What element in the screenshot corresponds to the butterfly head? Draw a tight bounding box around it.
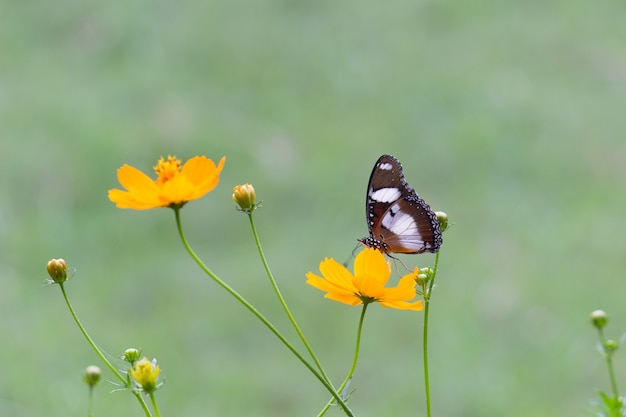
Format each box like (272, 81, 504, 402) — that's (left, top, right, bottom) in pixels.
(358, 236, 390, 254)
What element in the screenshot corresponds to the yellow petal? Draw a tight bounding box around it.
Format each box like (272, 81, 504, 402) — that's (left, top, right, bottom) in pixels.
(181, 156, 215, 184)
(325, 292, 363, 306)
(382, 285, 418, 302)
(116, 164, 159, 194)
(107, 189, 160, 209)
(184, 156, 226, 197)
(354, 248, 390, 286)
(354, 272, 385, 300)
(318, 258, 356, 289)
(108, 164, 163, 209)
(383, 272, 419, 300)
(306, 272, 343, 292)
(378, 299, 423, 311)
(160, 174, 196, 204)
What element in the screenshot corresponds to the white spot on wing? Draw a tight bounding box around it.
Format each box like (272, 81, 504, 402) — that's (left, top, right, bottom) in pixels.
(392, 211, 419, 235)
(381, 205, 419, 235)
(369, 187, 401, 203)
(378, 162, 393, 170)
(392, 238, 424, 252)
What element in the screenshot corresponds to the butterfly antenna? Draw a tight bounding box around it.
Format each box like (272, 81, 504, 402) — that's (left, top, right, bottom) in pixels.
(343, 244, 360, 267)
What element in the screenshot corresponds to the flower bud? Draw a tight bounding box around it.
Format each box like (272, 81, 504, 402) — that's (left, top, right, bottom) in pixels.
(46, 259, 69, 284)
(232, 183, 256, 212)
(591, 310, 609, 329)
(604, 339, 619, 353)
(122, 348, 142, 363)
(130, 357, 161, 393)
(416, 267, 434, 285)
(416, 273, 428, 286)
(84, 365, 101, 386)
(435, 211, 448, 232)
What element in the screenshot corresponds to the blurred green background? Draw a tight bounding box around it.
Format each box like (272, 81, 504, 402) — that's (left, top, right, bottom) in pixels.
(2, 0, 626, 416)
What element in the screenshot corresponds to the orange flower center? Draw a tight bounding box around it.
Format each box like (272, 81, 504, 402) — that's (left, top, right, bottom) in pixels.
(153, 156, 182, 184)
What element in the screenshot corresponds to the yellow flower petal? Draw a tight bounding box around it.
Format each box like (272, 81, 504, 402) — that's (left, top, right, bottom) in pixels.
(160, 174, 195, 204)
(130, 357, 161, 393)
(306, 248, 423, 311)
(305, 272, 349, 295)
(318, 258, 356, 290)
(325, 292, 363, 306)
(354, 248, 391, 286)
(355, 272, 385, 300)
(108, 155, 225, 210)
(183, 156, 226, 195)
(383, 270, 419, 300)
(108, 165, 163, 209)
(117, 164, 160, 194)
(378, 299, 423, 311)
(108, 189, 161, 209)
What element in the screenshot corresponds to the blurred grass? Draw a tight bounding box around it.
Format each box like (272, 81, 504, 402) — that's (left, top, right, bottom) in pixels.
(2, 0, 626, 416)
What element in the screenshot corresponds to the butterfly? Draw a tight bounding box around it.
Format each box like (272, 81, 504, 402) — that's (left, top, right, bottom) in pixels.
(358, 154, 442, 255)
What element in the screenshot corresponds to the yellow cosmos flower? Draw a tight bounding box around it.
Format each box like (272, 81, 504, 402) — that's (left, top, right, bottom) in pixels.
(306, 248, 423, 311)
(108, 155, 225, 210)
(130, 357, 161, 393)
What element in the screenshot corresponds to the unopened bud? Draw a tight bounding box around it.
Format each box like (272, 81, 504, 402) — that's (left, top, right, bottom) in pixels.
(435, 211, 448, 232)
(46, 259, 69, 284)
(84, 365, 101, 386)
(417, 267, 434, 285)
(232, 183, 257, 213)
(604, 339, 619, 353)
(591, 310, 609, 329)
(123, 348, 142, 363)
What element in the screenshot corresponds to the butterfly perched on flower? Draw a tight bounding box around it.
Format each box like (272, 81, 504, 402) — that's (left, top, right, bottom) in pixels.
(358, 155, 442, 255)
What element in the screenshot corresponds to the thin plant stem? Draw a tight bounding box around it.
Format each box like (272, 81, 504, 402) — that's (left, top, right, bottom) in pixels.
(149, 392, 162, 417)
(87, 386, 94, 417)
(422, 250, 441, 417)
(246, 213, 334, 386)
(598, 327, 620, 399)
(173, 209, 354, 417)
(58, 284, 152, 417)
(607, 354, 620, 401)
(317, 303, 369, 417)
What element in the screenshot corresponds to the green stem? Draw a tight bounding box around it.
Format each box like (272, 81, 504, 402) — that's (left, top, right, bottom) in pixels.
(246, 213, 334, 385)
(317, 303, 369, 417)
(607, 355, 620, 401)
(149, 392, 162, 417)
(87, 386, 94, 417)
(598, 328, 620, 399)
(173, 209, 353, 417)
(422, 250, 441, 417)
(58, 283, 152, 417)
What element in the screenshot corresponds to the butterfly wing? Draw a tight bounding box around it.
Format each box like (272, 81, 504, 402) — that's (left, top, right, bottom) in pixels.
(374, 195, 442, 254)
(360, 155, 442, 254)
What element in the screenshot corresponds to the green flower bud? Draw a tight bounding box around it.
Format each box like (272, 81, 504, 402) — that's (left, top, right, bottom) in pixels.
(435, 211, 448, 232)
(84, 365, 101, 386)
(604, 339, 619, 354)
(415, 267, 434, 286)
(122, 348, 142, 363)
(591, 310, 609, 329)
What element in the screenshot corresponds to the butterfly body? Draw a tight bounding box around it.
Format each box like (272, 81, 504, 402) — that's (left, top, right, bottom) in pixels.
(358, 155, 442, 255)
